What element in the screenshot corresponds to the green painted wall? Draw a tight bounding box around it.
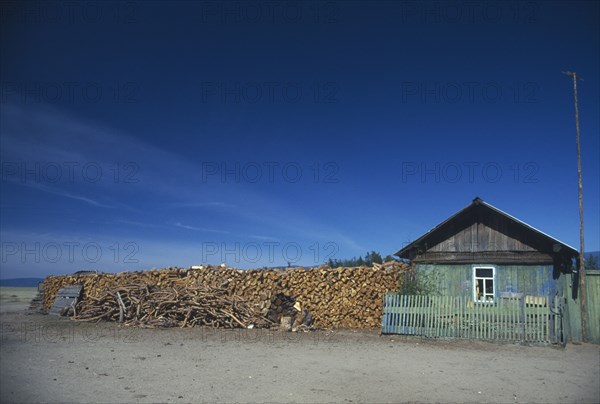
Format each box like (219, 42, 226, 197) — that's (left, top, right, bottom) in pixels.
(560, 270, 600, 344)
(584, 270, 600, 343)
(415, 263, 559, 298)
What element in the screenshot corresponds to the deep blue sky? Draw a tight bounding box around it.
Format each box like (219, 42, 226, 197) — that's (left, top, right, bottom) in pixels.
(1, 1, 599, 277)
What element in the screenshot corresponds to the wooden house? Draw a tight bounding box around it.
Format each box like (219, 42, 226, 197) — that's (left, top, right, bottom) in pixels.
(394, 197, 579, 302)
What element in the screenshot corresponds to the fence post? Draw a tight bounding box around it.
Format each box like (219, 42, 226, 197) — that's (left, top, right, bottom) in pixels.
(520, 296, 526, 341)
(550, 295, 556, 343)
(384, 293, 390, 334)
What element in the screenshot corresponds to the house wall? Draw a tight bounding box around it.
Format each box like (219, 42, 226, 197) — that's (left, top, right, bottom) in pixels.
(415, 263, 559, 298)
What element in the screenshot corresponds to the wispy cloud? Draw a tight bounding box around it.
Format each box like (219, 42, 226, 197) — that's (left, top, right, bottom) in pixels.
(16, 180, 117, 209)
(1, 103, 367, 257)
(247, 234, 277, 241)
(60, 192, 115, 208)
(171, 222, 229, 234)
(0, 103, 204, 198)
(117, 219, 164, 229)
(168, 201, 236, 209)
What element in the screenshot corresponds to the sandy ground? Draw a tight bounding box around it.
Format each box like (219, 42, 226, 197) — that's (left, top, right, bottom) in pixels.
(0, 288, 37, 313)
(1, 301, 599, 404)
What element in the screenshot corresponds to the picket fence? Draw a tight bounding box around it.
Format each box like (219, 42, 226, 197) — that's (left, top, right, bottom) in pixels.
(382, 293, 561, 343)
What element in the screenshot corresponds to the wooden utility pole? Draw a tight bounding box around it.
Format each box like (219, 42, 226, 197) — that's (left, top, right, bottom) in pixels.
(563, 70, 586, 341)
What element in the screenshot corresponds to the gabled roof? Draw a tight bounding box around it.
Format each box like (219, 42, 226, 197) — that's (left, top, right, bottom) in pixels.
(395, 197, 579, 259)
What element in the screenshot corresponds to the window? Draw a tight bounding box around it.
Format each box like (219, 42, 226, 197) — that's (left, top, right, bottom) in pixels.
(473, 266, 495, 302)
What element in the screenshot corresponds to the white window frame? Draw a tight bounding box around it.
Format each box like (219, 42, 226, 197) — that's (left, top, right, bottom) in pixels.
(472, 265, 496, 303)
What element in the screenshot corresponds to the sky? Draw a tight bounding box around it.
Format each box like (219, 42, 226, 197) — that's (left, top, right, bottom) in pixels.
(0, 0, 599, 278)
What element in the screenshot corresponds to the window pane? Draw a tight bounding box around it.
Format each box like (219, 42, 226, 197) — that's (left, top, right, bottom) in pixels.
(476, 267, 493, 278)
(476, 279, 484, 299)
(485, 279, 494, 295)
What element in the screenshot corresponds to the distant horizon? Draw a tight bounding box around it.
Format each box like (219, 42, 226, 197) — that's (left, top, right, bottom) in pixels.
(1, 250, 599, 282)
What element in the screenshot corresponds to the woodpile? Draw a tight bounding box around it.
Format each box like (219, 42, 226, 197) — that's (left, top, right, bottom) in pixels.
(72, 284, 271, 328)
(42, 263, 408, 329)
(266, 293, 314, 331)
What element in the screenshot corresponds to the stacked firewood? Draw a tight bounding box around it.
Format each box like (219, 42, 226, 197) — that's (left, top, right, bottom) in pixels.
(42, 268, 189, 311)
(72, 284, 271, 328)
(43, 263, 408, 329)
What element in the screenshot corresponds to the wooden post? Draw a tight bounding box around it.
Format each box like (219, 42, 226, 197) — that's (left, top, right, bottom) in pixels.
(564, 71, 587, 341)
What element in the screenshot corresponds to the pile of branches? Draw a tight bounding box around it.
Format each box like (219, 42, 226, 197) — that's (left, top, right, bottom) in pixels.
(45, 263, 407, 328)
(72, 284, 272, 329)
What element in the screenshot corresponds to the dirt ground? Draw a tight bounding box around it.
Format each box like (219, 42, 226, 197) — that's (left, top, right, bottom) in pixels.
(0, 288, 37, 314)
(1, 302, 598, 404)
